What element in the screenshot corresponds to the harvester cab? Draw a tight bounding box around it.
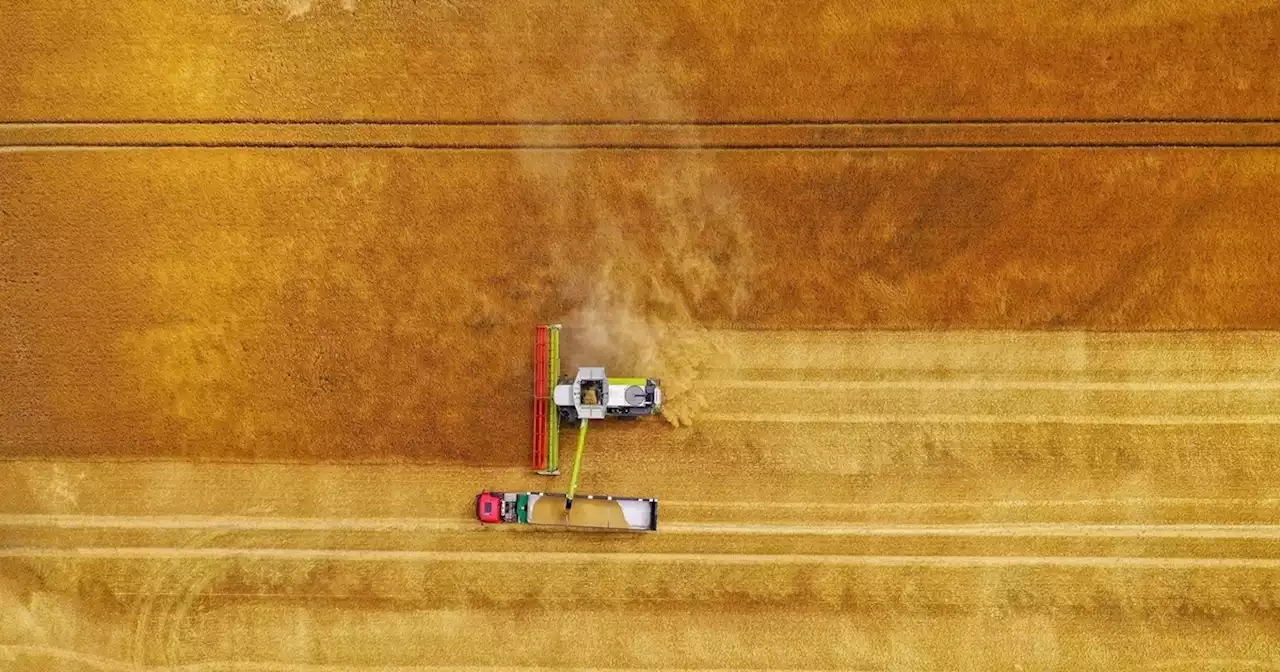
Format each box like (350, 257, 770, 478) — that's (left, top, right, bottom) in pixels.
(552, 367, 664, 424)
(559, 367, 608, 421)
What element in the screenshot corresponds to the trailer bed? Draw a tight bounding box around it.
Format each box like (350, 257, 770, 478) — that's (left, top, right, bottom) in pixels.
(526, 493, 657, 531)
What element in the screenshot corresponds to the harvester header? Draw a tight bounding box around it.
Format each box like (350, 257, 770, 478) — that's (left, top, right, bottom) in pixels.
(531, 324, 562, 474)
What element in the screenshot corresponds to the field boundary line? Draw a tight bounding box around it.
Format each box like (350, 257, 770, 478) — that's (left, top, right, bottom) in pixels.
(6, 118, 1280, 125)
(7, 144, 1280, 152)
(5, 120, 1280, 150)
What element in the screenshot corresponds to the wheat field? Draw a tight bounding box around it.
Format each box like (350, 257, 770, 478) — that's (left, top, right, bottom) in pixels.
(5, 1, 1280, 669)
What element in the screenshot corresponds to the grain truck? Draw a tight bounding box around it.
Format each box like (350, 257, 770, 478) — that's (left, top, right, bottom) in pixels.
(475, 491, 659, 532)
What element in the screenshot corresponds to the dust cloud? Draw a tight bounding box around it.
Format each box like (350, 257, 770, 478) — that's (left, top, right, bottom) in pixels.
(273, 0, 357, 19)
(555, 161, 756, 428)
(508, 18, 756, 427)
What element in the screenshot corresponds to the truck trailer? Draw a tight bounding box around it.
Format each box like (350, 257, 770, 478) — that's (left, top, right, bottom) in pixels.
(476, 491, 658, 532)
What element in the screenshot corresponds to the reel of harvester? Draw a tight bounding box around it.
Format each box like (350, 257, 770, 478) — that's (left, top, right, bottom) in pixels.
(530, 323, 664, 509)
(531, 324, 562, 476)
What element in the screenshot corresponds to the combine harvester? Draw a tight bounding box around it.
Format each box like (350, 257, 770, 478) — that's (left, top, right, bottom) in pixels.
(475, 324, 665, 532)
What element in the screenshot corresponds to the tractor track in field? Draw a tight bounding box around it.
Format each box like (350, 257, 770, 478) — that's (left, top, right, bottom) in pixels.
(8, 514, 1280, 566)
(0, 513, 479, 533)
(7, 547, 1280, 569)
(675, 331, 1280, 424)
(8, 513, 1280, 540)
(1, 644, 820, 672)
(701, 412, 1280, 426)
(704, 379, 1280, 391)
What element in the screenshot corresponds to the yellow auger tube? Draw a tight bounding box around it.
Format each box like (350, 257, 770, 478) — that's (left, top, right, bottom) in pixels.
(565, 419, 588, 510)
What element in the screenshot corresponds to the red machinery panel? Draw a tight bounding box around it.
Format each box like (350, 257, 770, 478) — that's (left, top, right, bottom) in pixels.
(532, 325, 550, 471)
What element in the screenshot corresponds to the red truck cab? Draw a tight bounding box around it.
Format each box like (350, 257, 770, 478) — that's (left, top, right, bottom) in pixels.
(476, 492, 503, 523)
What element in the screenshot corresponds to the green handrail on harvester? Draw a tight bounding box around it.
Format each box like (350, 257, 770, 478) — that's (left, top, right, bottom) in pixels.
(565, 418, 588, 510)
